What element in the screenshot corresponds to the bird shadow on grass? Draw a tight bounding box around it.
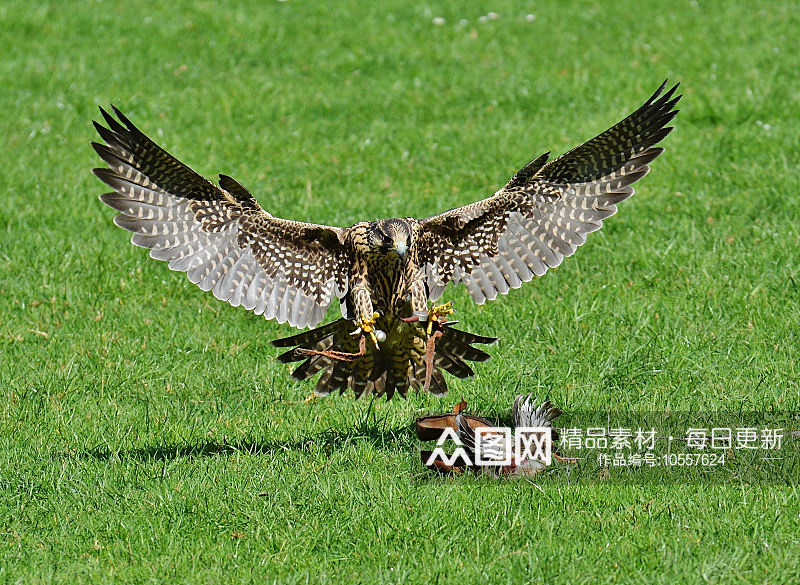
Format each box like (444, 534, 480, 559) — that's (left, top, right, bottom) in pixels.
(80, 422, 417, 463)
(74, 398, 516, 463)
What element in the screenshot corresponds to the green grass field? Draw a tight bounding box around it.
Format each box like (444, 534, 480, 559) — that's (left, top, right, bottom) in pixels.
(2, 1, 799, 583)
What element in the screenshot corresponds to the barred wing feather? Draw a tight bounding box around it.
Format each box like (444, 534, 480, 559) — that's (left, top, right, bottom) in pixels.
(93, 107, 347, 329)
(416, 81, 681, 304)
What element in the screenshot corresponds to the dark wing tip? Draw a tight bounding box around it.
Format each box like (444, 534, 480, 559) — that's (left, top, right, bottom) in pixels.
(95, 105, 146, 142)
(650, 80, 683, 112)
(110, 105, 139, 132)
(98, 106, 124, 132)
(90, 141, 108, 156)
(649, 79, 680, 102)
(92, 119, 115, 140)
(91, 167, 109, 178)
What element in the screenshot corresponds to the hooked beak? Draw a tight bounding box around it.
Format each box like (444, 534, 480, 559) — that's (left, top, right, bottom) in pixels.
(393, 239, 407, 259)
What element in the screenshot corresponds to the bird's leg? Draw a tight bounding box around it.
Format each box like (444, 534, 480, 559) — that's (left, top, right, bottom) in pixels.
(350, 284, 385, 349)
(418, 301, 456, 391)
(425, 301, 455, 336)
(422, 327, 444, 393)
(403, 279, 433, 326)
(351, 311, 385, 349)
(401, 284, 457, 391)
(402, 299, 456, 336)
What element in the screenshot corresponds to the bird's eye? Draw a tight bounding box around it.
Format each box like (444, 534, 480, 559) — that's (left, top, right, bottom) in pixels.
(370, 232, 388, 248)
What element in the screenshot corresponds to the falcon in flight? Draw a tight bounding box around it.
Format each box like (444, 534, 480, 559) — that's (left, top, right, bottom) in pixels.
(93, 81, 680, 399)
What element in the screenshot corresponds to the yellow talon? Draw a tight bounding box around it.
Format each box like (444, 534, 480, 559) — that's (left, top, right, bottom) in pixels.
(358, 311, 382, 348)
(427, 301, 455, 336)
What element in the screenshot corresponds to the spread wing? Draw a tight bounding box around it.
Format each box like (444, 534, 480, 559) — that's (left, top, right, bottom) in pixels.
(93, 107, 349, 329)
(415, 81, 681, 304)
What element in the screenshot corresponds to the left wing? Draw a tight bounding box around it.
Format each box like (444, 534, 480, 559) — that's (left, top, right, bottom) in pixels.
(415, 81, 681, 303)
(93, 107, 349, 329)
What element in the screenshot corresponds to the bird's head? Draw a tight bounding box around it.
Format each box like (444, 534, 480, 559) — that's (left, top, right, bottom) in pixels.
(368, 218, 412, 259)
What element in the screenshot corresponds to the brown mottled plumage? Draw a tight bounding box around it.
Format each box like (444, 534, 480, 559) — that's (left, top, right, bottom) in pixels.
(93, 81, 680, 399)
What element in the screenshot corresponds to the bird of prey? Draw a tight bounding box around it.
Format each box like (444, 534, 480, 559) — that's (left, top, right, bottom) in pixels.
(93, 81, 680, 399)
(417, 395, 564, 476)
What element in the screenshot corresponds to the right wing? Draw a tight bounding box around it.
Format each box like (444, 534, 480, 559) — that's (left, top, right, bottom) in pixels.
(415, 81, 681, 304)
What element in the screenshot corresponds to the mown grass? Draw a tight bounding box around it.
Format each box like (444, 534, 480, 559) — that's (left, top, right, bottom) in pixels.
(1, 1, 799, 583)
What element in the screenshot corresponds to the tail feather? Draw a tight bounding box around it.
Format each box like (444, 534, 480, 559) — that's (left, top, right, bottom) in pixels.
(371, 369, 388, 397)
(271, 320, 342, 348)
(434, 351, 475, 379)
(443, 328, 497, 346)
(315, 369, 334, 395)
(328, 360, 351, 394)
(436, 330, 493, 362)
(271, 316, 496, 399)
(351, 372, 369, 399)
(426, 368, 448, 397)
(385, 362, 408, 401)
(290, 354, 328, 380)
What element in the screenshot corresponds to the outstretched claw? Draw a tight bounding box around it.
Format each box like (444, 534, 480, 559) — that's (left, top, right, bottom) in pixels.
(426, 301, 455, 336)
(352, 311, 385, 349)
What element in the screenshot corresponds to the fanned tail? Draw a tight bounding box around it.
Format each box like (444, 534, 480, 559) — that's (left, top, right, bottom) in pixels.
(271, 317, 496, 399)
